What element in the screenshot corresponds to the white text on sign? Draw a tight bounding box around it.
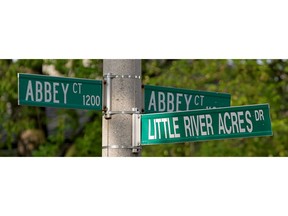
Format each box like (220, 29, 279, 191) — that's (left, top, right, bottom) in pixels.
(24, 80, 100, 107)
(148, 91, 208, 112)
(25, 81, 69, 104)
(147, 110, 265, 140)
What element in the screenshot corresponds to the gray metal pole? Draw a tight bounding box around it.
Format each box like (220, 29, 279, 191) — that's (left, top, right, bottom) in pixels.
(102, 60, 142, 157)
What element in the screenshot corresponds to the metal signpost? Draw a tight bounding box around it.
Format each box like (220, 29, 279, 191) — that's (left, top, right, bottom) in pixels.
(144, 85, 231, 113)
(141, 104, 272, 145)
(18, 73, 102, 110)
(17, 61, 273, 157)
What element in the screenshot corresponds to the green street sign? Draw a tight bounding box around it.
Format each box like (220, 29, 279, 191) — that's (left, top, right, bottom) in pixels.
(144, 85, 231, 113)
(141, 104, 272, 145)
(18, 73, 102, 110)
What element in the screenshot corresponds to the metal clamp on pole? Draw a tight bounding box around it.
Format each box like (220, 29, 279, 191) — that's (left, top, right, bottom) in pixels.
(103, 74, 141, 79)
(106, 110, 140, 116)
(103, 107, 142, 153)
(104, 73, 113, 119)
(103, 73, 142, 119)
(102, 145, 142, 151)
(132, 108, 141, 154)
(114, 75, 141, 79)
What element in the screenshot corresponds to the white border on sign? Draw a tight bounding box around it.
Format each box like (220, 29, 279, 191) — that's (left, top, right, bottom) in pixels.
(0, 0, 287, 59)
(1, 0, 287, 216)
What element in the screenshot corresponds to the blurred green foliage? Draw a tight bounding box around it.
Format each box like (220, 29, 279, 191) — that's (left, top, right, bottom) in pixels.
(0, 59, 102, 156)
(142, 59, 288, 156)
(0, 59, 287, 156)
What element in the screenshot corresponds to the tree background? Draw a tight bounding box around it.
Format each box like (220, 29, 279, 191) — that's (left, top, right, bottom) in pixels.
(0, 59, 287, 156)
